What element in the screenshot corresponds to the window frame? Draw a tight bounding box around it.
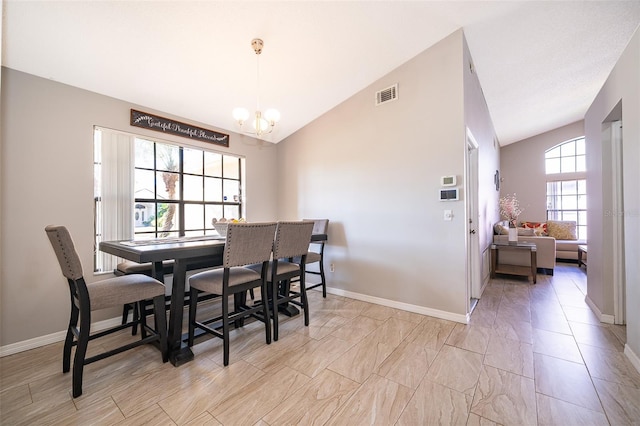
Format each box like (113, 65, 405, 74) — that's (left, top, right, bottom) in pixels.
(94, 127, 245, 272)
(132, 139, 244, 240)
(545, 136, 585, 175)
(545, 137, 587, 240)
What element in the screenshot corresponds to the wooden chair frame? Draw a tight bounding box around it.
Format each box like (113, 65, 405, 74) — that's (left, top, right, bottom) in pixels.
(45, 225, 167, 398)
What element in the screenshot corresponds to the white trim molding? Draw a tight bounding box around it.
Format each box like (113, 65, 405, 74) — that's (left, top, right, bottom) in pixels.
(624, 345, 640, 374)
(2, 289, 469, 357)
(585, 295, 615, 324)
(0, 317, 122, 358)
(325, 286, 468, 324)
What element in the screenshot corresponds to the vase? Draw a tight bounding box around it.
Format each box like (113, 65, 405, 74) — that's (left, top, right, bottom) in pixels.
(508, 225, 518, 242)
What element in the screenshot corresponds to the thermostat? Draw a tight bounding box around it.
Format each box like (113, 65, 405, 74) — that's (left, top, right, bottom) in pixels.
(439, 188, 459, 201)
(441, 176, 457, 186)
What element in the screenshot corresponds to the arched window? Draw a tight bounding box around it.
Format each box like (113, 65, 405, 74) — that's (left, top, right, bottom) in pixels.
(545, 137, 587, 240)
(545, 137, 585, 174)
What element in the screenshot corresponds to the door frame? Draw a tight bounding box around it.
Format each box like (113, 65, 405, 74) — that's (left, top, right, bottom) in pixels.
(610, 120, 626, 324)
(465, 128, 481, 314)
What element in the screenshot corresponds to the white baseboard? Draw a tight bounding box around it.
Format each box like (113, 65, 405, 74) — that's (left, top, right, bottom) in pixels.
(600, 314, 615, 324)
(326, 286, 468, 324)
(624, 344, 640, 375)
(3, 288, 486, 357)
(584, 295, 615, 324)
(0, 317, 122, 358)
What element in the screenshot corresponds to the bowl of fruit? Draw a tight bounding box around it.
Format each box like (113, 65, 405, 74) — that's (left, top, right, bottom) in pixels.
(211, 218, 245, 237)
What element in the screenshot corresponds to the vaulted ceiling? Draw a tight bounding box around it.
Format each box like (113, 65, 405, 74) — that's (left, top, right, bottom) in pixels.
(3, 1, 639, 145)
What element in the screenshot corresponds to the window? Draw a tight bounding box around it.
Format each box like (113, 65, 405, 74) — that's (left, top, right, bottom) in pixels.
(133, 138, 242, 239)
(94, 128, 244, 272)
(546, 179, 587, 240)
(545, 137, 585, 174)
(545, 137, 586, 240)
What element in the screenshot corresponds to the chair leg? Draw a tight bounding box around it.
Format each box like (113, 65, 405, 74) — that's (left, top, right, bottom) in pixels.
(271, 279, 280, 341)
(187, 288, 198, 347)
(319, 259, 327, 298)
(63, 304, 79, 373)
(261, 281, 272, 345)
(233, 292, 245, 328)
(72, 312, 90, 398)
(300, 275, 310, 326)
(139, 301, 148, 339)
(222, 292, 230, 366)
(131, 303, 140, 336)
(122, 303, 131, 326)
(153, 295, 169, 363)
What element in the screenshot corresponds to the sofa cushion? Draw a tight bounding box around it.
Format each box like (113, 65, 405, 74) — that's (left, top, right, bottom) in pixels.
(547, 220, 577, 240)
(521, 221, 548, 236)
(556, 239, 587, 260)
(517, 227, 535, 236)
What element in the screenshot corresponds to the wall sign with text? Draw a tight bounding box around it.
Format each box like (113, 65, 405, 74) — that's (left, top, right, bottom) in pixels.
(130, 109, 229, 147)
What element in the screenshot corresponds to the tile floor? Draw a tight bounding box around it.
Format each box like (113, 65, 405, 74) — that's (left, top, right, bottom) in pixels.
(1, 264, 639, 425)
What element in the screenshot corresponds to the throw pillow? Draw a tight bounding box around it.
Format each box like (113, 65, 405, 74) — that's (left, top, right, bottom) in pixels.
(521, 221, 548, 236)
(494, 223, 508, 235)
(547, 220, 577, 240)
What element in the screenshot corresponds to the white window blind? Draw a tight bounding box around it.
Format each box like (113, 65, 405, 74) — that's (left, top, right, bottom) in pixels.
(94, 127, 134, 272)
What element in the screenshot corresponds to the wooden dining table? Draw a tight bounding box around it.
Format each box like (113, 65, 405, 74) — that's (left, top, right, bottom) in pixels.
(99, 232, 328, 366)
(99, 235, 226, 366)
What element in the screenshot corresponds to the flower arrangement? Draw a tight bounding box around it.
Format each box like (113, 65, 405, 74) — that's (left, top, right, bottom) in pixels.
(499, 193, 523, 228)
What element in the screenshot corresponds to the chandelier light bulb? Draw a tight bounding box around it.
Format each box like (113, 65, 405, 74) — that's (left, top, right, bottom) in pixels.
(253, 115, 270, 135)
(264, 108, 281, 124)
(232, 107, 250, 124)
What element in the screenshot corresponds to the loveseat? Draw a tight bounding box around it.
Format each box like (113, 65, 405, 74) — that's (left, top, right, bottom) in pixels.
(492, 220, 586, 275)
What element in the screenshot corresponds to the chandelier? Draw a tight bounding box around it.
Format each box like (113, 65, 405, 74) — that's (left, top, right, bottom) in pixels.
(232, 38, 280, 139)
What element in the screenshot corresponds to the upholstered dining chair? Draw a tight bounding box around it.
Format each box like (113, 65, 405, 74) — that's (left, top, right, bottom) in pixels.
(44, 225, 168, 398)
(301, 219, 329, 297)
(187, 222, 277, 366)
(250, 221, 314, 341)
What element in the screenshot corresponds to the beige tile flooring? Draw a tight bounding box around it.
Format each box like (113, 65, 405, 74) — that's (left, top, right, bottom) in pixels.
(2, 264, 640, 425)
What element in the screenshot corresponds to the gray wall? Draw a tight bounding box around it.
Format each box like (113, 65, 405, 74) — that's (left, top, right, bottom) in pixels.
(585, 28, 640, 362)
(276, 30, 499, 318)
(463, 36, 501, 261)
(0, 28, 500, 350)
(0, 68, 279, 347)
(499, 121, 585, 221)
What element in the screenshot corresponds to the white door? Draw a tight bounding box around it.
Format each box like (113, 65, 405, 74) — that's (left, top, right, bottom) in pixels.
(466, 129, 481, 312)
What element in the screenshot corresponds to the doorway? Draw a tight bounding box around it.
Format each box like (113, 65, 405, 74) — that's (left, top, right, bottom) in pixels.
(606, 118, 626, 325)
(601, 99, 626, 325)
(465, 128, 481, 314)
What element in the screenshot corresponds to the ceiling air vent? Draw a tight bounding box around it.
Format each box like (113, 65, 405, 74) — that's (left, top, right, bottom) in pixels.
(375, 84, 398, 106)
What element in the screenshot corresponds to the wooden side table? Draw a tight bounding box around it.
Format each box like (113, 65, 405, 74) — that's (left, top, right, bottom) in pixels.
(578, 245, 587, 268)
(490, 242, 537, 284)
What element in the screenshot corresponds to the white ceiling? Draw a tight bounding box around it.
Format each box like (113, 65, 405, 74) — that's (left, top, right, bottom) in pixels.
(3, 1, 639, 145)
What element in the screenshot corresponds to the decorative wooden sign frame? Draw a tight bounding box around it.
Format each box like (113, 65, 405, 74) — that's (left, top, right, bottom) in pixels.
(130, 109, 229, 147)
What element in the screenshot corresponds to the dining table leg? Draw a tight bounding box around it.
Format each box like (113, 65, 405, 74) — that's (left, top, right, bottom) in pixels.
(151, 261, 165, 283)
(166, 258, 194, 366)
